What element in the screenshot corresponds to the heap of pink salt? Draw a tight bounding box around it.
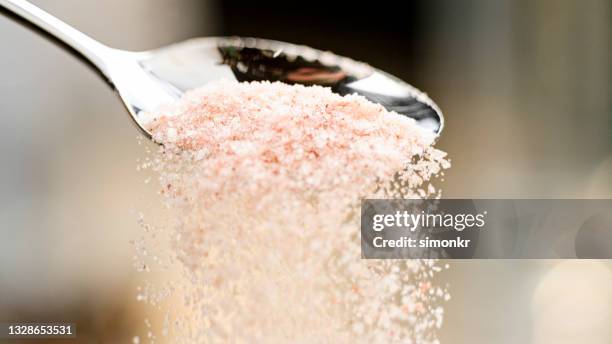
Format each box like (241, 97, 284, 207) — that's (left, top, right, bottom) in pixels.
(139, 80, 450, 343)
(146, 80, 447, 202)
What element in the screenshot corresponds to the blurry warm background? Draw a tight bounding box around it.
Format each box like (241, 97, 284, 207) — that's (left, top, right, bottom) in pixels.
(1, 0, 611, 343)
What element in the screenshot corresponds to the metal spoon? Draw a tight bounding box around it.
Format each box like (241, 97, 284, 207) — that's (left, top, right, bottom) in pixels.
(0, 0, 444, 139)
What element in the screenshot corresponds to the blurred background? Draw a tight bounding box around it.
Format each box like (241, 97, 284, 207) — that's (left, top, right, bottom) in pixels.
(1, 0, 611, 343)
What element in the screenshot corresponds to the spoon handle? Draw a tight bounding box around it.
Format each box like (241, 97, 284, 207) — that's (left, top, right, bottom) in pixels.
(0, 0, 113, 80)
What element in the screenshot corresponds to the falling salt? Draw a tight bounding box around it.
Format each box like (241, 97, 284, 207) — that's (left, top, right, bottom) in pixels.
(137, 80, 450, 343)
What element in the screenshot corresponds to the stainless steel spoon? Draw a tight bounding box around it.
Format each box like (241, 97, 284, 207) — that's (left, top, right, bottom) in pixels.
(0, 0, 444, 139)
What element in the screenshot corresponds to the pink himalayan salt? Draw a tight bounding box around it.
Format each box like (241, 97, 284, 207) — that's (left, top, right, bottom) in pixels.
(140, 80, 450, 343)
(146, 80, 447, 202)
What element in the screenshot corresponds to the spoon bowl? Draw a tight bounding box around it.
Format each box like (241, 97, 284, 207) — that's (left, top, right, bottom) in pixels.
(1, 0, 444, 139)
